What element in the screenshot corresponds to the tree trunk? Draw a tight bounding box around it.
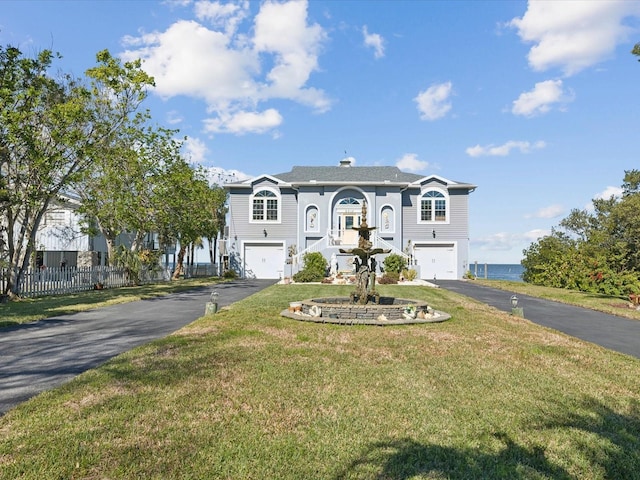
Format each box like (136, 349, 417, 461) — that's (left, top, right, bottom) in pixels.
(105, 237, 116, 266)
(208, 236, 214, 264)
(172, 244, 186, 280)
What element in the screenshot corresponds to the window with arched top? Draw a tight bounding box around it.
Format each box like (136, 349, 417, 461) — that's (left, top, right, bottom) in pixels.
(419, 189, 448, 223)
(251, 188, 280, 222)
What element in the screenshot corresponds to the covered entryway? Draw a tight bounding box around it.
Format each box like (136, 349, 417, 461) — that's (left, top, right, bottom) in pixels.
(414, 243, 457, 280)
(243, 242, 285, 279)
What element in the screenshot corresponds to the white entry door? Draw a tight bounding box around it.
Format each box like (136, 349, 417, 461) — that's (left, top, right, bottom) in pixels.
(244, 243, 284, 279)
(414, 244, 456, 280)
(339, 214, 360, 245)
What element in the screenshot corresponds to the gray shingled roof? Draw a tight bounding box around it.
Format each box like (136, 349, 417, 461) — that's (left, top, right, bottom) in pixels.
(271, 166, 423, 184)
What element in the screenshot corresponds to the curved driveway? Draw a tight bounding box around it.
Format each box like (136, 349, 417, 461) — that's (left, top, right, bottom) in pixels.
(0, 279, 274, 415)
(437, 280, 640, 360)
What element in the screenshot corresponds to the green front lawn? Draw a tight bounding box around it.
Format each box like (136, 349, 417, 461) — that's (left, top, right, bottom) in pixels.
(475, 279, 640, 321)
(0, 277, 221, 328)
(1, 284, 639, 479)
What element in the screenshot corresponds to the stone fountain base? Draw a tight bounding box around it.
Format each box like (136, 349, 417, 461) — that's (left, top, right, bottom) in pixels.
(281, 297, 450, 325)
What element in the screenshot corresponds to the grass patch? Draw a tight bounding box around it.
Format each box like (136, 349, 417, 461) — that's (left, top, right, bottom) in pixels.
(1, 284, 639, 479)
(475, 279, 640, 321)
(0, 277, 222, 328)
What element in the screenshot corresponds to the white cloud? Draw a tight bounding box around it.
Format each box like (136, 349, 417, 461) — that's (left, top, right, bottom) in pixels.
(253, 0, 330, 111)
(202, 166, 251, 186)
(183, 136, 209, 164)
(593, 185, 623, 201)
(414, 82, 453, 121)
(465, 140, 546, 157)
(509, 1, 640, 76)
(204, 108, 283, 135)
(362, 25, 385, 59)
(121, 0, 329, 136)
(194, 0, 248, 36)
(511, 79, 573, 117)
(585, 185, 624, 211)
(395, 153, 429, 172)
(525, 204, 565, 219)
(473, 232, 520, 252)
(473, 229, 549, 253)
(166, 110, 184, 125)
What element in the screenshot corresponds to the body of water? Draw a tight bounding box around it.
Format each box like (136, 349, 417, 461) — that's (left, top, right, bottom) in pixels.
(471, 263, 524, 282)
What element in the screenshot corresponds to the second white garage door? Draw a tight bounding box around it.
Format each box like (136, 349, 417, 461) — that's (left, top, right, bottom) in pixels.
(414, 243, 456, 280)
(243, 243, 285, 279)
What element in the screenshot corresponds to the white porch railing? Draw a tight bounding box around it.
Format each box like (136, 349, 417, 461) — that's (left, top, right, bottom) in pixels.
(372, 235, 409, 260)
(290, 230, 409, 274)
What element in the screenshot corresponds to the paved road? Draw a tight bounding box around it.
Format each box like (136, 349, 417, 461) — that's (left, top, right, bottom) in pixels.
(0, 279, 275, 415)
(437, 280, 640, 360)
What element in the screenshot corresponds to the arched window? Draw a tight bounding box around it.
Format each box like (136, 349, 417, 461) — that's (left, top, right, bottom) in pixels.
(419, 189, 448, 223)
(251, 189, 280, 222)
(339, 197, 360, 206)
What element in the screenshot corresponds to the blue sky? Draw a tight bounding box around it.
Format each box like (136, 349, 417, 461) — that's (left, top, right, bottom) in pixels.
(3, 0, 640, 263)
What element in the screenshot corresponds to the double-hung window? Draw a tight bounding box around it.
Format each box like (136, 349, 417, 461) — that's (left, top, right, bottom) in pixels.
(419, 190, 447, 222)
(252, 190, 279, 222)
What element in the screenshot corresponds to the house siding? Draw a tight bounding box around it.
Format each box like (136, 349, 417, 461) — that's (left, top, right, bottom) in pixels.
(225, 169, 474, 279)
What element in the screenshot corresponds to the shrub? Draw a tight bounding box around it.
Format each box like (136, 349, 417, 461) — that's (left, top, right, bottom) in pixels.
(292, 252, 327, 283)
(222, 269, 238, 279)
(401, 268, 417, 281)
(378, 271, 399, 284)
(383, 254, 406, 274)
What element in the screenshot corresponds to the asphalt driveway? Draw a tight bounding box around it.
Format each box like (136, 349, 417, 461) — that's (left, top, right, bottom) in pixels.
(437, 280, 640, 360)
(0, 279, 275, 416)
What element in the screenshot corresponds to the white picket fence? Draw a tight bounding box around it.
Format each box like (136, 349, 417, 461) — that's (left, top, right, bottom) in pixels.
(0, 265, 171, 298)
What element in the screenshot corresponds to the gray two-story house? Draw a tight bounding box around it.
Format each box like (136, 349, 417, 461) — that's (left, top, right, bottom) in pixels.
(224, 158, 476, 280)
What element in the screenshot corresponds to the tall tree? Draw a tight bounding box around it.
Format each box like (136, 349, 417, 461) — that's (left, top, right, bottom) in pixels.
(522, 170, 640, 296)
(0, 47, 153, 297)
(1, 47, 89, 297)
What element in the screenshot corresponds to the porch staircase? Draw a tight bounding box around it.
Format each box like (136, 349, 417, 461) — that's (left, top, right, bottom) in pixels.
(290, 230, 408, 274)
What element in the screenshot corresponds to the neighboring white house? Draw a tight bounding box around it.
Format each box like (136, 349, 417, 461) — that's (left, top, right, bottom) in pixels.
(224, 159, 476, 280)
(33, 197, 105, 269)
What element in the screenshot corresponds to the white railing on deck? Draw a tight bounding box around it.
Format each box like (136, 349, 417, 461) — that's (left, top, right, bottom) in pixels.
(372, 235, 409, 260)
(290, 230, 409, 274)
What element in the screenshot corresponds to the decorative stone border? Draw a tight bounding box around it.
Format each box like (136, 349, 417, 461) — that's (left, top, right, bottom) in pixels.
(280, 296, 451, 325)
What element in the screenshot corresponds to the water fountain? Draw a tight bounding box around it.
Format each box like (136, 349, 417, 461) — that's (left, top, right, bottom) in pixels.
(282, 201, 450, 325)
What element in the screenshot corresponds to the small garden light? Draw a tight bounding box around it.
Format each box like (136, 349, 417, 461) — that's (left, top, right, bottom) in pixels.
(206, 291, 220, 315)
(510, 295, 523, 317)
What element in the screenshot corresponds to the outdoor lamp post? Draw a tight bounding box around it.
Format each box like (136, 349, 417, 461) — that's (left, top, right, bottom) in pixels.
(206, 290, 220, 315)
(510, 295, 523, 317)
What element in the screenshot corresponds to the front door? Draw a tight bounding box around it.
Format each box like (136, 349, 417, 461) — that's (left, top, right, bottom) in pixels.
(339, 214, 360, 245)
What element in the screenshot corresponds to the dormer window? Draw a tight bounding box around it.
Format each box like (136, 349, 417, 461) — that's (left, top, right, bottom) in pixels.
(419, 189, 448, 223)
(251, 189, 280, 222)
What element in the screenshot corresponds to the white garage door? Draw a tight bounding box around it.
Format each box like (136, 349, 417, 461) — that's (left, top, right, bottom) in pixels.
(244, 243, 284, 279)
(414, 244, 456, 280)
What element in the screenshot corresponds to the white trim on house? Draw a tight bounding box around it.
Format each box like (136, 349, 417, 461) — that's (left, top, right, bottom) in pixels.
(417, 187, 451, 225)
(240, 174, 291, 187)
(249, 186, 282, 224)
